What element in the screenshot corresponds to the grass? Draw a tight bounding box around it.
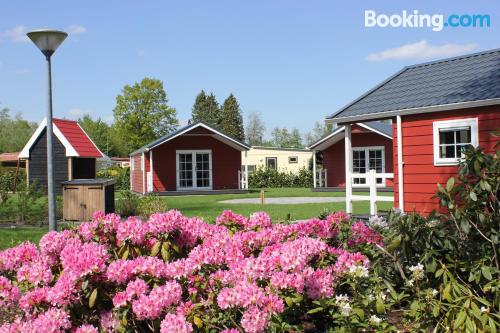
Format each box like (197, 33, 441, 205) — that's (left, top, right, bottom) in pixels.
(0, 187, 393, 250)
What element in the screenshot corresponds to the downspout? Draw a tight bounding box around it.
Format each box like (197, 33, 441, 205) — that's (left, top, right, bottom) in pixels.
(396, 115, 404, 212)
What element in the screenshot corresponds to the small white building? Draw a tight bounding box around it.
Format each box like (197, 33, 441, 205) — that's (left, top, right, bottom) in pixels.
(242, 146, 313, 173)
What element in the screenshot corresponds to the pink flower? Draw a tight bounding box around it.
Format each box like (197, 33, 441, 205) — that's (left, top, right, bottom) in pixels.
(349, 221, 384, 246)
(160, 313, 193, 333)
(241, 306, 268, 333)
(0, 276, 20, 307)
(74, 324, 98, 333)
(0, 242, 39, 272)
(116, 216, 147, 245)
(100, 310, 119, 332)
(16, 256, 52, 286)
(132, 281, 182, 320)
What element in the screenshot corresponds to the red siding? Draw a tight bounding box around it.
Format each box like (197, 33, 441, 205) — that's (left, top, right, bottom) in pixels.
(151, 131, 242, 191)
(393, 106, 500, 215)
(131, 154, 144, 193)
(322, 125, 394, 188)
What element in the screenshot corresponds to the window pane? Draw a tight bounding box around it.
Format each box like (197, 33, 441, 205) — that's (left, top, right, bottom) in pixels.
(456, 144, 469, 156)
(440, 145, 455, 158)
(456, 128, 471, 144)
(439, 130, 455, 144)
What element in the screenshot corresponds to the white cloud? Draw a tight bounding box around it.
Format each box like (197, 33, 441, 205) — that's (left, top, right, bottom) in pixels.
(67, 25, 87, 34)
(1, 25, 29, 43)
(366, 40, 478, 62)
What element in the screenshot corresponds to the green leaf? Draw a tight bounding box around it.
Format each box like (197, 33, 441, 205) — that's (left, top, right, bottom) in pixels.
(376, 298, 385, 314)
(446, 177, 455, 192)
(121, 248, 129, 260)
(352, 308, 364, 320)
(89, 288, 98, 309)
(443, 284, 452, 302)
(437, 183, 446, 193)
(469, 191, 477, 201)
(460, 219, 470, 234)
(387, 235, 402, 252)
(307, 307, 324, 314)
(193, 316, 203, 328)
(285, 297, 294, 307)
(481, 266, 493, 281)
(150, 241, 162, 256)
(454, 310, 466, 329)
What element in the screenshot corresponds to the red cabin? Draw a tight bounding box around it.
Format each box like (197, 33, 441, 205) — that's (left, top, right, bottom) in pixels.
(309, 122, 393, 190)
(129, 122, 250, 194)
(326, 48, 500, 215)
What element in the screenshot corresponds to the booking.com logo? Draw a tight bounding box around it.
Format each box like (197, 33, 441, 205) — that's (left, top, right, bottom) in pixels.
(365, 10, 491, 31)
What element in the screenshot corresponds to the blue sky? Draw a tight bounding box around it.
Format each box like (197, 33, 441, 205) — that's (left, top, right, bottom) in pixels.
(0, 1, 498, 136)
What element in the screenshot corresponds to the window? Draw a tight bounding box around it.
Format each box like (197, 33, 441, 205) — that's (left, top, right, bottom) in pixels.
(433, 118, 478, 166)
(247, 165, 256, 173)
(352, 147, 385, 186)
(288, 156, 298, 164)
(266, 157, 277, 170)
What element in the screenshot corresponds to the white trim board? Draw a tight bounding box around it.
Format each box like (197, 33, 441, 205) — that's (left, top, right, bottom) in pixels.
(432, 117, 478, 166)
(175, 150, 213, 191)
(19, 118, 79, 158)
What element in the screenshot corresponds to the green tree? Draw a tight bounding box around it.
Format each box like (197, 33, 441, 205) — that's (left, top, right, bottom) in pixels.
(78, 114, 111, 155)
(191, 91, 220, 126)
(245, 112, 265, 146)
(113, 78, 178, 152)
(270, 127, 303, 148)
(304, 121, 333, 146)
(219, 94, 245, 140)
(0, 108, 37, 153)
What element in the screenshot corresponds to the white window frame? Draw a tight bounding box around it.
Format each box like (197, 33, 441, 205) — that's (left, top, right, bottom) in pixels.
(433, 118, 478, 166)
(130, 157, 135, 171)
(352, 146, 386, 187)
(266, 157, 278, 170)
(175, 150, 213, 191)
(288, 156, 298, 164)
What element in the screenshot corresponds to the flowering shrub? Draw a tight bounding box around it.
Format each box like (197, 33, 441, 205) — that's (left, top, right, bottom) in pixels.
(0, 210, 394, 332)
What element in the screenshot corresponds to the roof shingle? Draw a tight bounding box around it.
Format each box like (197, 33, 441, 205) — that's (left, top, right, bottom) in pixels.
(329, 48, 500, 121)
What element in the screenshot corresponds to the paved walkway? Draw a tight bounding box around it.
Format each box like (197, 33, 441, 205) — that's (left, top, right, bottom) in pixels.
(219, 195, 393, 205)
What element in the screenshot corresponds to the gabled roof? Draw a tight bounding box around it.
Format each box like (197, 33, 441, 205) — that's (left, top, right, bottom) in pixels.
(19, 118, 103, 159)
(328, 48, 500, 123)
(0, 152, 20, 162)
(130, 122, 250, 156)
(308, 121, 392, 151)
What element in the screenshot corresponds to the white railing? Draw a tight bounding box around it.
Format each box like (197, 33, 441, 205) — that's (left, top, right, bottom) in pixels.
(315, 169, 327, 188)
(238, 169, 249, 190)
(349, 170, 394, 215)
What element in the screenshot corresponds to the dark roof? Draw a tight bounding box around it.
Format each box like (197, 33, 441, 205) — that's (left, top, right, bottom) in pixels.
(329, 48, 500, 121)
(364, 121, 392, 137)
(130, 122, 250, 156)
(308, 121, 392, 150)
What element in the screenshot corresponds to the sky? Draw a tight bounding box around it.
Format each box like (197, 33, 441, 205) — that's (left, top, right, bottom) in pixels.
(0, 0, 498, 137)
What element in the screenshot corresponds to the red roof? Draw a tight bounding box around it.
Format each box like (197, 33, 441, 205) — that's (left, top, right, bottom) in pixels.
(0, 152, 20, 162)
(53, 118, 103, 158)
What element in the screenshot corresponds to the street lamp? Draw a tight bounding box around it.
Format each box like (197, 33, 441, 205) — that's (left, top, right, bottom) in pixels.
(27, 29, 68, 231)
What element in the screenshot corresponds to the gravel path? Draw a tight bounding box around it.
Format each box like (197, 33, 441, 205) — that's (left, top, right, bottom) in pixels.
(219, 195, 393, 205)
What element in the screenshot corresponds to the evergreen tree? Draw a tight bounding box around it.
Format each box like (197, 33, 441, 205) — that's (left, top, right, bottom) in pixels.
(219, 94, 245, 140)
(191, 91, 220, 126)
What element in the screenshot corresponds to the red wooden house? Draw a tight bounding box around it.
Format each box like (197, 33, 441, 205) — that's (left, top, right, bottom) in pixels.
(326, 48, 500, 214)
(308, 122, 393, 189)
(129, 122, 250, 194)
(19, 118, 103, 194)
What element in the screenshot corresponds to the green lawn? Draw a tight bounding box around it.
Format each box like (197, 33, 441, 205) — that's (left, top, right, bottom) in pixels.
(0, 188, 393, 250)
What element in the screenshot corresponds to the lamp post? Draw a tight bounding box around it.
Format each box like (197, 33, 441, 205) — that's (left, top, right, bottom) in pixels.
(27, 29, 67, 231)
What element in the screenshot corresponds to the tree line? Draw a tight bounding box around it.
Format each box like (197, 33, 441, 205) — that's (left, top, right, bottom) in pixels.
(0, 77, 332, 157)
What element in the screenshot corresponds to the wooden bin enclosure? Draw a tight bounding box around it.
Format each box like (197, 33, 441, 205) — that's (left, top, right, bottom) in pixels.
(62, 179, 115, 221)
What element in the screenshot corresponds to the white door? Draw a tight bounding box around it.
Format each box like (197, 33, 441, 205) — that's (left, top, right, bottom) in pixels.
(352, 147, 385, 187)
(176, 150, 212, 190)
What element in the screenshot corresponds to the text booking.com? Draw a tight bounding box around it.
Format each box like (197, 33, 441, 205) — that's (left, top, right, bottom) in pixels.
(365, 10, 491, 31)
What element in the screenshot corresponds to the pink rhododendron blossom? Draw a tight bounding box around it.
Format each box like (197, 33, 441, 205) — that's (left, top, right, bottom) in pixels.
(74, 324, 98, 333)
(160, 313, 193, 333)
(0, 209, 377, 332)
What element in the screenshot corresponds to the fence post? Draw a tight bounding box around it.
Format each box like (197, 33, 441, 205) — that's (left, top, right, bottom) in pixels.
(369, 169, 377, 216)
(238, 170, 241, 190)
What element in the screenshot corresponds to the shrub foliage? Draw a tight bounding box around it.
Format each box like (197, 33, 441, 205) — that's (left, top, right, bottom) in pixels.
(248, 167, 312, 188)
